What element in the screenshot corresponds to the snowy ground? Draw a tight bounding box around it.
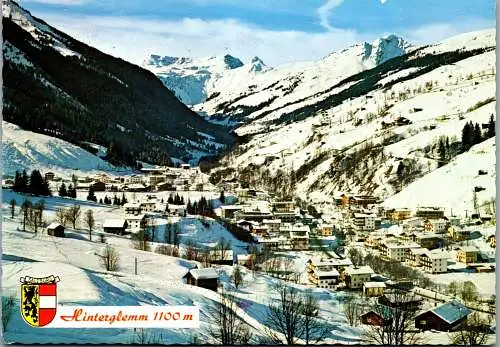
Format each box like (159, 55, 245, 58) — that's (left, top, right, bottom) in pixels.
(2, 121, 131, 178)
(1, 191, 362, 344)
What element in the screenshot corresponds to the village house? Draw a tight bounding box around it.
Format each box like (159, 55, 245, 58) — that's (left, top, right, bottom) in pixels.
(147, 175, 166, 188)
(308, 268, 340, 289)
(360, 309, 393, 327)
(456, 246, 478, 264)
(271, 201, 295, 213)
(47, 223, 65, 237)
(416, 234, 445, 250)
(448, 226, 471, 242)
(262, 219, 282, 234)
(350, 195, 378, 208)
(167, 204, 186, 217)
(415, 300, 471, 331)
(378, 293, 422, 311)
(419, 251, 448, 273)
(124, 202, 142, 215)
(103, 219, 128, 235)
(209, 250, 234, 266)
(363, 282, 386, 297)
(405, 247, 429, 267)
(140, 201, 156, 213)
(124, 183, 148, 192)
(391, 208, 412, 221)
(402, 217, 425, 231)
(384, 242, 421, 261)
(416, 207, 445, 219)
(254, 236, 287, 251)
(289, 230, 309, 250)
(252, 225, 270, 237)
(127, 175, 144, 184)
(486, 234, 496, 248)
(352, 213, 376, 232)
(236, 254, 256, 267)
(220, 205, 244, 220)
(423, 218, 448, 233)
(125, 214, 147, 232)
(344, 265, 374, 289)
(317, 223, 334, 237)
(183, 268, 219, 291)
(44, 172, 55, 182)
(235, 205, 273, 223)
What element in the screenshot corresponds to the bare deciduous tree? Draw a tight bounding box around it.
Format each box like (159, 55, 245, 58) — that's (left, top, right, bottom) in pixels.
(207, 287, 252, 345)
(449, 312, 490, 345)
(131, 229, 151, 252)
(21, 199, 32, 232)
(301, 290, 330, 344)
(460, 281, 478, 303)
(9, 199, 16, 219)
(362, 290, 424, 345)
(265, 282, 306, 345)
(342, 294, 360, 327)
(66, 204, 81, 229)
(232, 266, 243, 289)
(55, 207, 67, 227)
(99, 245, 120, 271)
(84, 209, 95, 241)
(216, 237, 232, 262)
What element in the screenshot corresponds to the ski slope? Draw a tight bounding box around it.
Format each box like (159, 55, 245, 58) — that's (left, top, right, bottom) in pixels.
(2, 121, 130, 178)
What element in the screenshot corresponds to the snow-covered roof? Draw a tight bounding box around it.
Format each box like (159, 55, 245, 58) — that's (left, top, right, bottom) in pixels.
(262, 219, 281, 224)
(125, 214, 146, 221)
(316, 268, 340, 277)
(410, 248, 429, 255)
(346, 265, 374, 275)
(423, 251, 449, 260)
(459, 245, 478, 252)
(124, 203, 141, 208)
(47, 222, 62, 230)
(189, 268, 219, 280)
(220, 205, 244, 210)
(103, 219, 126, 228)
(363, 281, 386, 288)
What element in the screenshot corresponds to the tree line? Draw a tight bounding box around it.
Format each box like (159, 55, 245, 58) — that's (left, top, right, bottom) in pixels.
(461, 115, 495, 151)
(12, 170, 51, 196)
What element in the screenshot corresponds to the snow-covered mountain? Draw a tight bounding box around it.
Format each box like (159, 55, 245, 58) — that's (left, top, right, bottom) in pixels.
(3, 0, 233, 169)
(143, 54, 271, 105)
(208, 29, 496, 216)
(189, 34, 413, 125)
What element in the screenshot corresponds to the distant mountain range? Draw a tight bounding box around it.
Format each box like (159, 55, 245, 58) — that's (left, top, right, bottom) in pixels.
(143, 54, 271, 106)
(2, 0, 234, 168)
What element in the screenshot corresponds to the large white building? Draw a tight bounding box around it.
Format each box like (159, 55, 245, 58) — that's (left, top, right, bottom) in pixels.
(352, 213, 376, 232)
(419, 251, 448, 274)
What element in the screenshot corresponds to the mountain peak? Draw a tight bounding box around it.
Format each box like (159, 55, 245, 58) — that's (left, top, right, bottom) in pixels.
(362, 34, 412, 68)
(223, 54, 244, 69)
(248, 56, 269, 72)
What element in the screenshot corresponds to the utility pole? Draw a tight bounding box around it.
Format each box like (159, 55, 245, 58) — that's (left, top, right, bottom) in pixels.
(135, 257, 138, 275)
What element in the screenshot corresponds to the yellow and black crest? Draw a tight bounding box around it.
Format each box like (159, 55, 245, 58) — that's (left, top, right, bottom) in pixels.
(20, 276, 60, 327)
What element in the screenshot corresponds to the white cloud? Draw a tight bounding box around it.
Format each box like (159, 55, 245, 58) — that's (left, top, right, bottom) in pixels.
(317, 0, 345, 31)
(34, 12, 365, 66)
(380, 0, 387, 4)
(404, 18, 495, 44)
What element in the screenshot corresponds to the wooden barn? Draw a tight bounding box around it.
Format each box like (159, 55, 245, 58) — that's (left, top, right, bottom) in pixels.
(47, 223, 65, 237)
(415, 300, 471, 332)
(103, 219, 128, 235)
(360, 307, 393, 327)
(184, 268, 219, 291)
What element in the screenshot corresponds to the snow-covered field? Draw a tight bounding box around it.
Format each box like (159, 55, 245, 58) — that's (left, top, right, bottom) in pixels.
(1, 191, 362, 344)
(2, 121, 131, 178)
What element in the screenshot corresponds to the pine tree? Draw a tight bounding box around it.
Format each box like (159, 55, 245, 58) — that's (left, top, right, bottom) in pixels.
(67, 184, 76, 198)
(219, 191, 225, 204)
(445, 137, 450, 158)
(87, 186, 97, 202)
(461, 122, 472, 150)
(438, 138, 446, 164)
(473, 123, 482, 145)
(487, 114, 495, 138)
(58, 183, 67, 197)
(29, 170, 44, 196)
(99, 198, 104, 204)
(113, 195, 119, 205)
(21, 170, 29, 193)
(121, 192, 127, 205)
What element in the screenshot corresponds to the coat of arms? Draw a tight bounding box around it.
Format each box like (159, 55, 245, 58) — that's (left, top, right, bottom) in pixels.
(20, 275, 60, 327)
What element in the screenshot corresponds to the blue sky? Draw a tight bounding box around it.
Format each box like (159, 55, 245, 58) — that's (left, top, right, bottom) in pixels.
(19, 0, 495, 66)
